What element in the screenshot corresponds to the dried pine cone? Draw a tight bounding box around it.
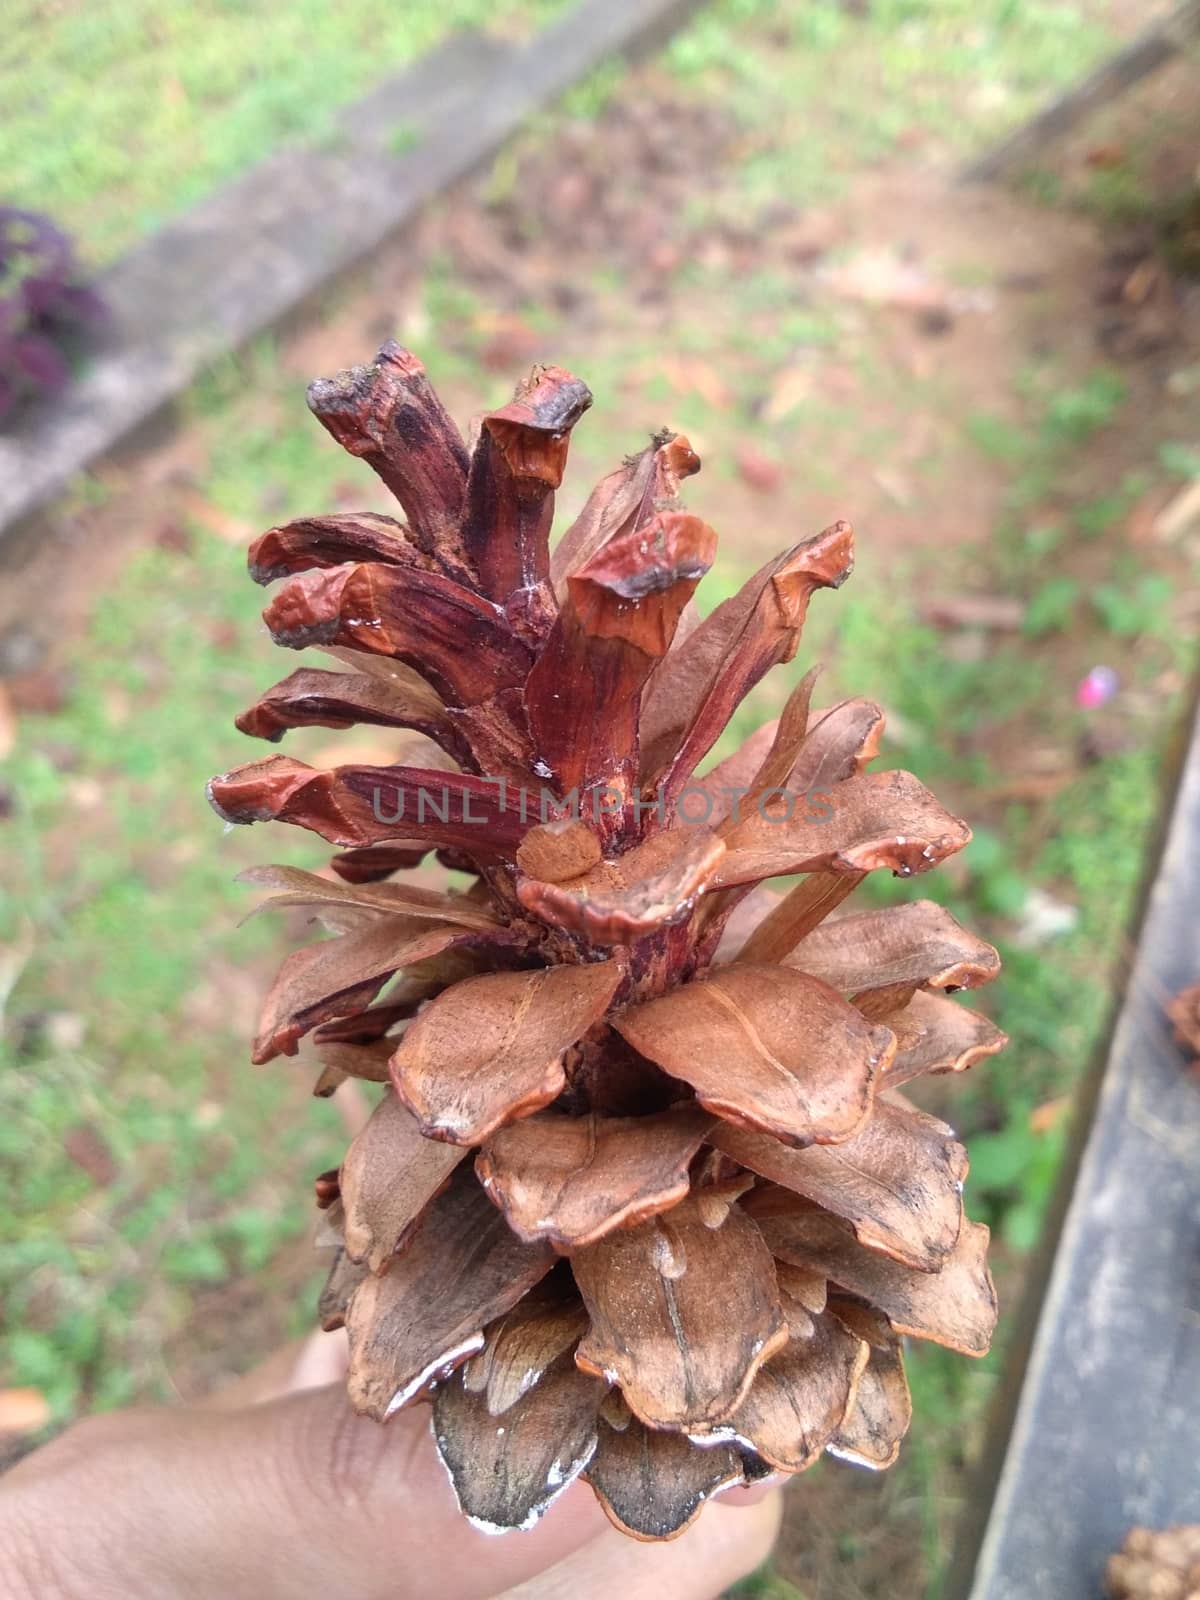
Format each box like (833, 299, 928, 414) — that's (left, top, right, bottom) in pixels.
(1107, 1526, 1200, 1599)
(1168, 982, 1200, 1071)
(208, 343, 1006, 1540)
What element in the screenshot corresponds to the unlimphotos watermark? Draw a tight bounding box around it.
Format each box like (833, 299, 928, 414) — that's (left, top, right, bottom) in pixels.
(368, 778, 835, 828)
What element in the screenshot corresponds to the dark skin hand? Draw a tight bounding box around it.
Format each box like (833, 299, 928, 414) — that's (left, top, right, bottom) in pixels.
(0, 1331, 781, 1599)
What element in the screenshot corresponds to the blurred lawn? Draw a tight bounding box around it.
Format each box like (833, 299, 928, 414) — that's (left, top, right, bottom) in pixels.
(1, 0, 570, 263)
(3, 0, 1114, 266)
(3, 0, 1199, 1593)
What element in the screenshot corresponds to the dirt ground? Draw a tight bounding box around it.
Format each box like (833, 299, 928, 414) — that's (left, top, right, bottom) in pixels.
(8, 58, 1197, 635)
(4, 12, 1200, 1598)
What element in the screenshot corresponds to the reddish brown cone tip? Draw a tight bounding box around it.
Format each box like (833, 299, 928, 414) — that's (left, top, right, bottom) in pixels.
(211, 342, 1003, 1539)
(1168, 981, 1200, 1072)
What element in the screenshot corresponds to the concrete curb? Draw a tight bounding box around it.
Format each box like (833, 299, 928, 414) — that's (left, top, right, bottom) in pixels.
(961, 696, 1200, 1597)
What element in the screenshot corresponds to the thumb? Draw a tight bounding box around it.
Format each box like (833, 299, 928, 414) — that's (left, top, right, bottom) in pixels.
(3, 1382, 610, 1600)
(501, 1487, 784, 1599)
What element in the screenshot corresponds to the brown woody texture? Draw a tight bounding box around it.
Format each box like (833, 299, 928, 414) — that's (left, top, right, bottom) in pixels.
(1106, 1525, 1200, 1600)
(1168, 981, 1200, 1072)
(209, 343, 1006, 1541)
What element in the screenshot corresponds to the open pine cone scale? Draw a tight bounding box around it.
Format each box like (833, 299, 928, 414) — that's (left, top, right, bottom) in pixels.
(209, 342, 1006, 1541)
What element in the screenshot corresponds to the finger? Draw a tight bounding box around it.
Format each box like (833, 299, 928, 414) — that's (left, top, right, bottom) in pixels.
(201, 1330, 349, 1411)
(499, 1486, 784, 1600)
(711, 1472, 785, 1508)
(3, 1383, 609, 1600)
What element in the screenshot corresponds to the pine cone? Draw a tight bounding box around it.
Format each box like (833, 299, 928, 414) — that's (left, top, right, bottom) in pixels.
(1168, 982, 1200, 1071)
(209, 343, 1006, 1541)
(1107, 1526, 1200, 1599)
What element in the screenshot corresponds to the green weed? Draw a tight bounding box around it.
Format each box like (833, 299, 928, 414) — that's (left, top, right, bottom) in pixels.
(1, 0, 572, 263)
(1023, 576, 1079, 637)
(1043, 369, 1127, 445)
(1092, 572, 1173, 638)
(1159, 441, 1200, 480)
(730, 1570, 810, 1599)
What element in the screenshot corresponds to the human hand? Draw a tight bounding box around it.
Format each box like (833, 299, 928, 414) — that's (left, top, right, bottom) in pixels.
(0, 1331, 781, 1599)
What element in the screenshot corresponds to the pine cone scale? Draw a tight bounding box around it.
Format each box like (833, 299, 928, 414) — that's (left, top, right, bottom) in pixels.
(344, 1168, 555, 1422)
(646, 526, 854, 800)
(615, 964, 893, 1148)
(245, 511, 416, 586)
(748, 1192, 996, 1356)
(884, 988, 1009, 1086)
(586, 1415, 745, 1541)
(711, 1100, 968, 1272)
(475, 1106, 715, 1250)
(389, 960, 625, 1146)
(824, 1301, 911, 1469)
(250, 916, 474, 1064)
(571, 1191, 789, 1431)
(461, 366, 592, 599)
(306, 342, 473, 569)
(434, 1350, 604, 1535)
(710, 1307, 870, 1472)
(261, 560, 533, 701)
(234, 664, 447, 744)
(339, 1092, 466, 1272)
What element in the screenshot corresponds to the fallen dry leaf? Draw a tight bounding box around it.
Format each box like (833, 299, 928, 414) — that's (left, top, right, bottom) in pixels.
(921, 595, 1025, 631)
(871, 467, 913, 507)
(0, 1388, 51, 1435)
(0, 921, 35, 1022)
(6, 669, 70, 715)
(1153, 478, 1200, 541)
(820, 248, 987, 315)
(1029, 1096, 1070, 1135)
(736, 444, 783, 494)
(0, 685, 16, 760)
(660, 356, 733, 410)
(62, 1123, 117, 1186)
(760, 365, 813, 424)
(182, 489, 256, 546)
(478, 317, 542, 373)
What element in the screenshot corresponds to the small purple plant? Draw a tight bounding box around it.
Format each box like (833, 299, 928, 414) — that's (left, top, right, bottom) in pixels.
(0, 208, 105, 423)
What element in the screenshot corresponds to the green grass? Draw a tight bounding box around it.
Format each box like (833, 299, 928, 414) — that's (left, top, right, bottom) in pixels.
(4, 0, 1115, 268)
(0, 349, 360, 1418)
(732, 1571, 810, 1599)
(655, 0, 1112, 216)
(1, 0, 570, 264)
